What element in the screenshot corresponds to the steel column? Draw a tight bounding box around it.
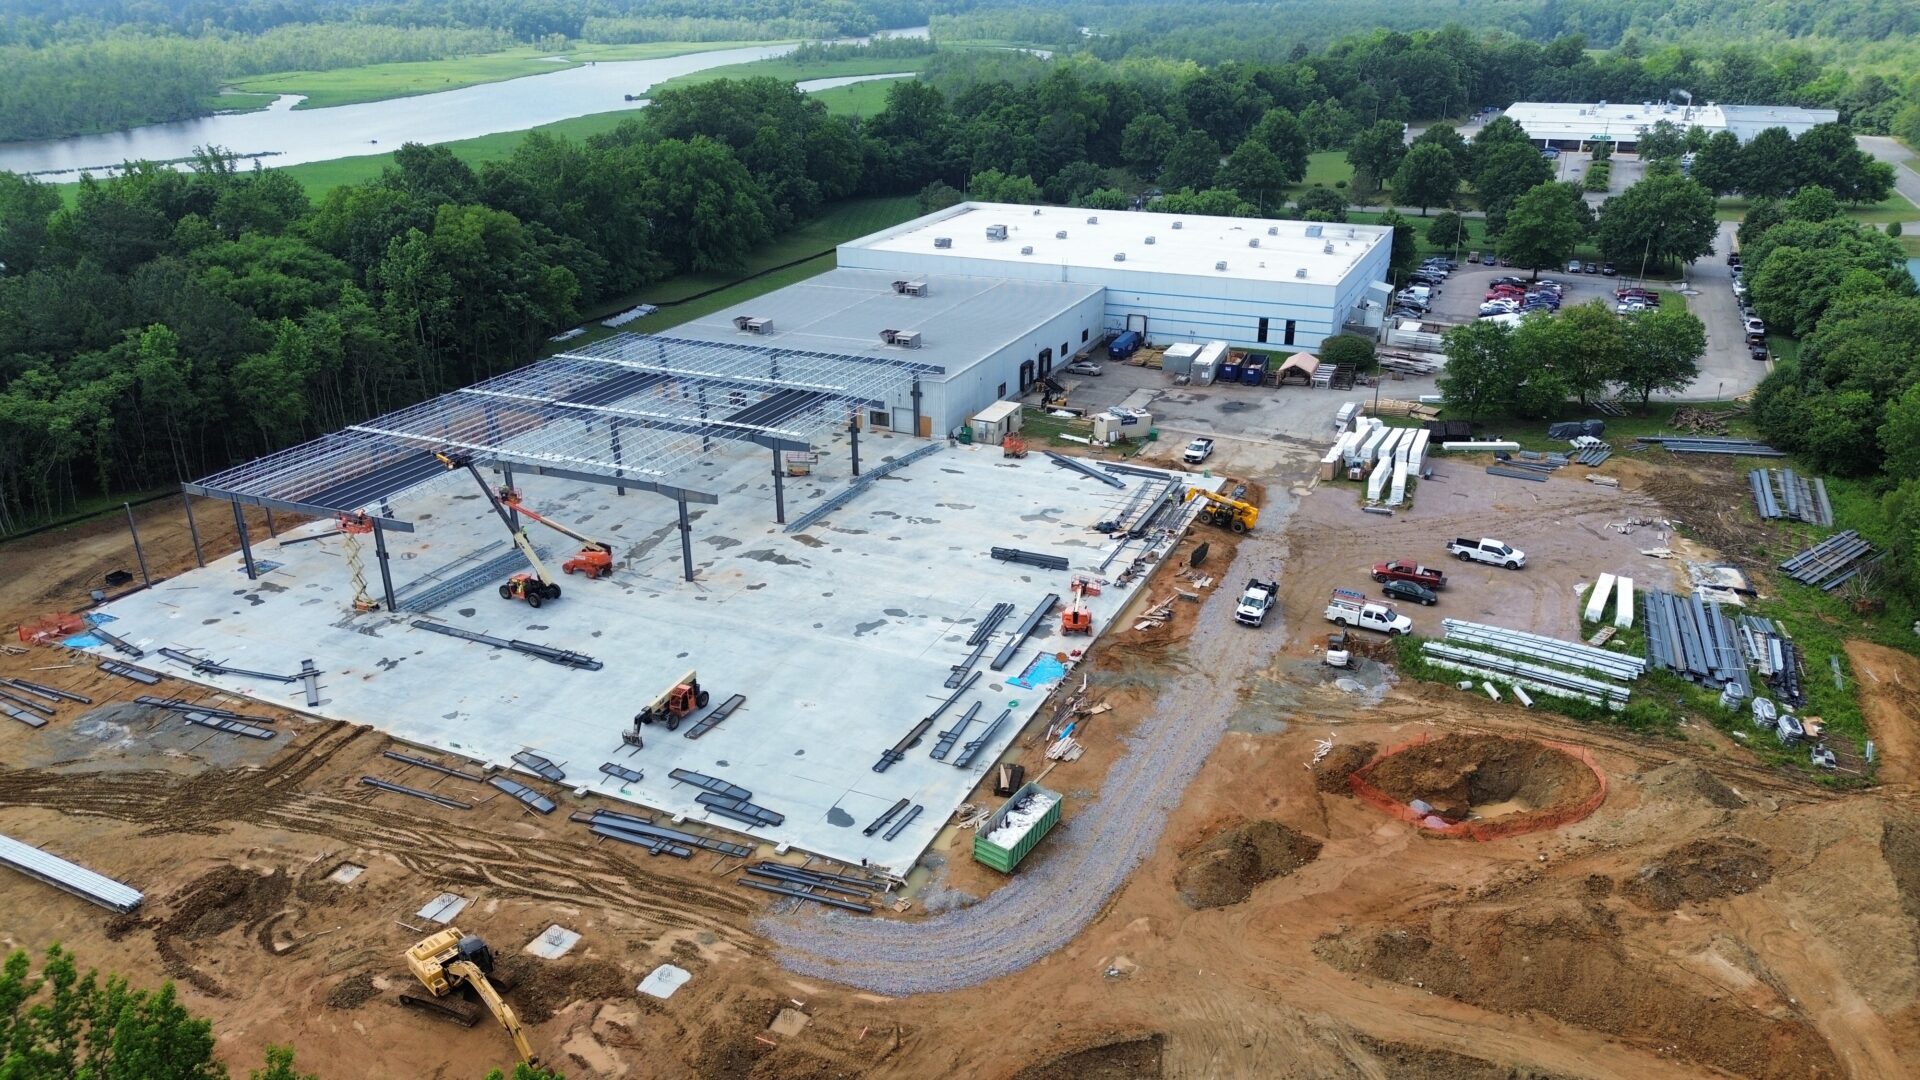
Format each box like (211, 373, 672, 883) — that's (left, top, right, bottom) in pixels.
(264, 507, 276, 537)
(850, 417, 861, 478)
(181, 490, 204, 567)
(677, 496, 694, 583)
(501, 462, 519, 530)
(771, 447, 786, 524)
(610, 423, 626, 496)
(372, 520, 398, 612)
(123, 503, 151, 586)
(911, 378, 923, 438)
(231, 499, 257, 579)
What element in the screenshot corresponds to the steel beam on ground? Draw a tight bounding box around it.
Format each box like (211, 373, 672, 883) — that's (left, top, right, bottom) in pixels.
(1045, 452, 1125, 488)
(736, 877, 873, 914)
(0, 833, 142, 912)
(991, 594, 1059, 671)
(360, 777, 472, 810)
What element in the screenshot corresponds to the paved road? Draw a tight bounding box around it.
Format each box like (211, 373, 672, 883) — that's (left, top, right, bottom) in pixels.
(1857, 135, 1920, 220)
(1670, 220, 1764, 401)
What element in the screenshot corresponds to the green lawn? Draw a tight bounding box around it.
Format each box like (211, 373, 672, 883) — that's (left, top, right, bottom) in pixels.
(270, 109, 648, 197)
(1717, 192, 1919, 226)
(1289, 151, 1354, 194)
(227, 41, 768, 111)
(205, 90, 279, 112)
(644, 54, 931, 99)
(807, 78, 904, 117)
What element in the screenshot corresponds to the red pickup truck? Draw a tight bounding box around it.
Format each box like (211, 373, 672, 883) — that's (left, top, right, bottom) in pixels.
(1371, 560, 1448, 589)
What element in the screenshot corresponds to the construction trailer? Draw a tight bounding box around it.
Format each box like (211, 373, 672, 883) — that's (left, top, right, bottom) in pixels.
(969, 400, 1023, 446)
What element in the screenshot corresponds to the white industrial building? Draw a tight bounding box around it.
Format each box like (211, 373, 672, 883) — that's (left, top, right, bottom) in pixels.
(675, 202, 1393, 437)
(1502, 100, 1839, 151)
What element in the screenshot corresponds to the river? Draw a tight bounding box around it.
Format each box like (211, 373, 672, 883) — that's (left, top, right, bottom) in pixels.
(0, 33, 928, 182)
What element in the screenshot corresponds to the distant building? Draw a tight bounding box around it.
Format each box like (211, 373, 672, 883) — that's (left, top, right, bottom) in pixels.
(1501, 101, 1839, 152)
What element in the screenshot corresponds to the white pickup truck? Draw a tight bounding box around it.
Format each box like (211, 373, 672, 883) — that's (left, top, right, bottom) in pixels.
(1182, 437, 1215, 465)
(1235, 578, 1277, 627)
(1324, 588, 1412, 636)
(1448, 537, 1527, 569)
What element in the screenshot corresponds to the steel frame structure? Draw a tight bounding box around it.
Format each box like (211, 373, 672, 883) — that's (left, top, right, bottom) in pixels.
(180, 334, 934, 602)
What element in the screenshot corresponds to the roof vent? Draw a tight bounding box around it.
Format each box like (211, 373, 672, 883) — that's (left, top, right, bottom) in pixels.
(892, 279, 928, 297)
(733, 316, 773, 334)
(1294, 268, 1308, 279)
(1249, 238, 1260, 248)
(879, 329, 922, 348)
(1267, 225, 1278, 235)
(1323, 242, 1334, 254)
(1304, 224, 1323, 238)
(1020, 245, 1034, 255)
(1086, 215, 1099, 224)
(1055, 230, 1067, 239)
(1215, 260, 1228, 271)
(1032, 207, 1042, 215)
(1144, 235, 1156, 245)
(1171, 221, 1183, 230)
(1114, 252, 1127, 262)
(985, 224, 1009, 241)
(934, 236, 952, 249)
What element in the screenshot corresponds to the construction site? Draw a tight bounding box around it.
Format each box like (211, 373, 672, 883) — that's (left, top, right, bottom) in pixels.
(5, 294, 1920, 1075)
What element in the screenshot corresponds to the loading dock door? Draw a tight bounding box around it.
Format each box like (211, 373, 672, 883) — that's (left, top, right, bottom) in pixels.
(1125, 314, 1147, 334)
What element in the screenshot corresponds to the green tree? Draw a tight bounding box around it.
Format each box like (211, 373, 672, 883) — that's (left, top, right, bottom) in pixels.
(1878, 382, 1920, 481)
(0, 172, 62, 275)
(1635, 120, 1688, 163)
(1156, 189, 1257, 217)
(916, 180, 963, 214)
(1392, 141, 1459, 215)
(1075, 188, 1130, 210)
(1293, 187, 1348, 223)
(1498, 182, 1587, 278)
(1298, 99, 1358, 152)
(969, 169, 1043, 204)
(1158, 131, 1222, 195)
(1121, 113, 1176, 179)
(1889, 221, 1904, 240)
(1616, 304, 1707, 406)
(1467, 115, 1533, 180)
(1690, 130, 1742, 196)
(251, 1046, 319, 1080)
(1221, 139, 1289, 212)
(1346, 120, 1407, 195)
(1426, 209, 1468, 251)
(1248, 108, 1310, 184)
(1783, 184, 1843, 224)
(640, 137, 773, 273)
(1595, 174, 1717, 275)
(483, 1064, 567, 1080)
(1512, 300, 1624, 405)
(1438, 318, 1515, 419)
(1318, 333, 1376, 372)
(0, 946, 226, 1080)
(1738, 127, 1801, 199)
(1471, 141, 1554, 223)
(1412, 124, 1471, 178)
(1044, 161, 1105, 205)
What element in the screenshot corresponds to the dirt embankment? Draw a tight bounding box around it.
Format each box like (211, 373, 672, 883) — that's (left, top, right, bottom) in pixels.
(1311, 740, 1376, 793)
(1174, 820, 1321, 909)
(1361, 734, 1600, 822)
(1011, 1035, 1165, 1080)
(1621, 836, 1774, 911)
(1317, 900, 1843, 1080)
(1350, 1035, 1582, 1080)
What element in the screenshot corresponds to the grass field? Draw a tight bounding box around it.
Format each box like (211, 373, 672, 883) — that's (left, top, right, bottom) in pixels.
(807, 79, 902, 117)
(644, 54, 931, 99)
(1717, 192, 1919, 226)
(271, 109, 648, 196)
(1289, 151, 1354, 194)
(226, 41, 768, 111)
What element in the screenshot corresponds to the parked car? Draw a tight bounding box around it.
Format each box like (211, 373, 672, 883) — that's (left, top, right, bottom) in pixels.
(1182, 437, 1215, 465)
(1582, 261, 1598, 273)
(1600, 262, 1618, 275)
(1065, 360, 1103, 376)
(1481, 252, 1499, 265)
(1372, 560, 1448, 589)
(1235, 578, 1278, 627)
(1491, 275, 1526, 287)
(1448, 537, 1526, 569)
(1750, 345, 1770, 362)
(1382, 579, 1438, 606)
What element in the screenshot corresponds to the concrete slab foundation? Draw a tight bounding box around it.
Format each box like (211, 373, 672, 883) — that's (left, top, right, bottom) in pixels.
(85, 435, 1213, 874)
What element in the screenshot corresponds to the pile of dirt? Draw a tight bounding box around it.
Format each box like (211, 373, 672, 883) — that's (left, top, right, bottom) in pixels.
(1012, 1035, 1165, 1079)
(152, 865, 293, 996)
(1316, 900, 1840, 1079)
(1175, 820, 1321, 909)
(1641, 762, 1747, 809)
(1882, 812, 1920, 927)
(1362, 734, 1599, 823)
(324, 975, 378, 1010)
(1351, 1035, 1578, 1080)
(1622, 836, 1774, 911)
(495, 955, 631, 1025)
(1312, 741, 1377, 793)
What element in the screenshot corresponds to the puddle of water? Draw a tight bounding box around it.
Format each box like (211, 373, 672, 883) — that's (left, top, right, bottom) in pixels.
(826, 807, 855, 827)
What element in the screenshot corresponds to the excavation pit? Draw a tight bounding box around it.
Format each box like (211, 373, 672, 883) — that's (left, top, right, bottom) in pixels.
(1349, 733, 1606, 840)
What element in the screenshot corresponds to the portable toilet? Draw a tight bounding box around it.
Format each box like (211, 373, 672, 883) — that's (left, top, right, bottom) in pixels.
(1161, 342, 1200, 377)
(969, 400, 1022, 446)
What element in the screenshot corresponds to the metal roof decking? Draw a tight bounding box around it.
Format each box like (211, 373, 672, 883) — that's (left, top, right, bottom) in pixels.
(0, 833, 143, 913)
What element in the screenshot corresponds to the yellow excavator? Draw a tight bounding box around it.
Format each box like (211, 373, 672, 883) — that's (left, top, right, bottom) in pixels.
(400, 928, 536, 1067)
(1184, 486, 1259, 533)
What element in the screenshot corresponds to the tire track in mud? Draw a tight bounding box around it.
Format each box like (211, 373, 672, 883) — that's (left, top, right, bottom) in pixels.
(0, 723, 762, 953)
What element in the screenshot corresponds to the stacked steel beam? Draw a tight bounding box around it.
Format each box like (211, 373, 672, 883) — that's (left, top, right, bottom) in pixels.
(1636, 436, 1785, 456)
(1642, 590, 1750, 695)
(1423, 619, 1642, 709)
(1779, 530, 1877, 589)
(1750, 468, 1832, 526)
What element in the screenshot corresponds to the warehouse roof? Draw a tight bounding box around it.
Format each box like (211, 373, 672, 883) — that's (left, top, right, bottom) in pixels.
(671, 267, 1102, 376)
(1502, 101, 1838, 143)
(843, 202, 1391, 285)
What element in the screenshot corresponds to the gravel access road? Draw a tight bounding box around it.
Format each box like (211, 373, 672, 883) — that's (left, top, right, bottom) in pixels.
(762, 484, 1301, 995)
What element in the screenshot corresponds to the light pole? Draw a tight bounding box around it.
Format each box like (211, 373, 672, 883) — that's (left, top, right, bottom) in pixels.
(1638, 218, 1666, 287)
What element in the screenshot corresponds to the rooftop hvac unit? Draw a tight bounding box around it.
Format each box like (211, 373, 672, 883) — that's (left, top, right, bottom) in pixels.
(1249, 238, 1260, 248)
(1268, 225, 1279, 235)
(1323, 242, 1334, 254)
(1144, 235, 1156, 245)
(1171, 221, 1183, 229)
(1020, 245, 1033, 255)
(1215, 260, 1228, 271)
(1055, 230, 1068, 239)
(892, 279, 929, 296)
(1032, 207, 1042, 215)
(733, 316, 773, 334)
(934, 236, 953, 248)
(985, 224, 1009, 241)
(1114, 252, 1127, 262)
(1304, 224, 1323, 238)
(1294, 268, 1308, 278)
(1086, 215, 1099, 224)
(879, 329, 922, 348)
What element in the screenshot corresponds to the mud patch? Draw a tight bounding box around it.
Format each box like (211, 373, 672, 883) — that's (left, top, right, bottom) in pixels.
(1012, 1034, 1164, 1079)
(1881, 812, 1920, 927)
(324, 973, 378, 1010)
(1362, 734, 1599, 824)
(1352, 1035, 1578, 1080)
(1312, 741, 1377, 794)
(1175, 820, 1321, 909)
(1621, 836, 1774, 911)
(153, 865, 294, 996)
(494, 955, 630, 1025)
(741, 549, 804, 566)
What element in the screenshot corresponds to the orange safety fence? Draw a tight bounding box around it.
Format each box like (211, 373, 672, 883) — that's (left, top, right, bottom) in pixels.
(16, 612, 87, 646)
(1347, 733, 1608, 842)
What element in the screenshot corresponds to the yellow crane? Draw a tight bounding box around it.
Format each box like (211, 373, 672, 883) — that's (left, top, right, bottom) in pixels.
(1184, 486, 1258, 533)
(400, 928, 536, 1066)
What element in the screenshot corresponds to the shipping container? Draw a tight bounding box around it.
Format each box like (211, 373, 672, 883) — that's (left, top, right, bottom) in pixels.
(972, 782, 1063, 872)
(1160, 342, 1200, 377)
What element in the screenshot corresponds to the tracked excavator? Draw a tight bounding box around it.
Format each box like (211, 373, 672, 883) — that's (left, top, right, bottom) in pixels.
(436, 451, 563, 607)
(400, 928, 536, 1067)
(1183, 486, 1259, 533)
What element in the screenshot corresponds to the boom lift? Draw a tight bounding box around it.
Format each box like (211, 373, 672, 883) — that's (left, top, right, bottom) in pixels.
(495, 489, 615, 579)
(400, 928, 536, 1067)
(1183, 486, 1259, 533)
(1060, 577, 1096, 635)
(436, 451, 563, 608)
(624, 669, 712, 744)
